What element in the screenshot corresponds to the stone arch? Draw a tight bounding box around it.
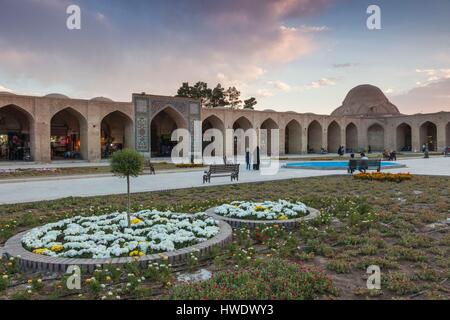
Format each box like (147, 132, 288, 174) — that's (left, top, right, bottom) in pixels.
(100, 111, 134, 159)
(446, 122, 450, 148)
(260, 118, 279, 156)
(327, 121, 341, 153)
(233, 116, 253, 156)
(345, 122, 358, 153)
(285, 119, 302, 154)
(50, 107, 88, 160)
(232, 116, 253, 131)
(307, 120, 322, 153)
(396, 122, 412, 152)
(202, 115, 225, 156)
(367, 123, 385, 152)
(0, 104, 34, 161)
(150, 106, 188, 157)
(419, 121, 437, 151)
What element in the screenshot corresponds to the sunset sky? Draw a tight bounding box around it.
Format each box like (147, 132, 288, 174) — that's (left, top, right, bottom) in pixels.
(1, 0, 450, 114)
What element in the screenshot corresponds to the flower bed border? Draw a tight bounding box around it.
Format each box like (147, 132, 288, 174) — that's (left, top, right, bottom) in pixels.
(206, 206, 320, 229)
(2, 220, 232, 273)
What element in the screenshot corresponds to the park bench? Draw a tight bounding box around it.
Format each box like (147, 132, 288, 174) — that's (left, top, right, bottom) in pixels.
(144, 159, 156, 175)
(203, 164, 239, 183)
(444, 147, 450, 157)
(348, 159, 381, 173)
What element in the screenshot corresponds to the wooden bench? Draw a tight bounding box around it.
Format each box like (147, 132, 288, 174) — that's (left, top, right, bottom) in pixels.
(203, 164, 239, 183)
(144, 159, 156, 175)
(348, 159, 381, 173)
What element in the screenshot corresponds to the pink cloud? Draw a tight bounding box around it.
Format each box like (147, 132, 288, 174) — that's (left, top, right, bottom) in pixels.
(390, 79, 450, 114)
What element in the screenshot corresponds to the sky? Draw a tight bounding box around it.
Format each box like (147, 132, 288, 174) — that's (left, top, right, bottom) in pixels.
(0, 0, 450, 115)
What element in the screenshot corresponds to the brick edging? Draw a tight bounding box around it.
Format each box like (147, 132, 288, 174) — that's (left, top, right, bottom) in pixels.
(206, 206, 320, 229)
(2, 220, 232, 273)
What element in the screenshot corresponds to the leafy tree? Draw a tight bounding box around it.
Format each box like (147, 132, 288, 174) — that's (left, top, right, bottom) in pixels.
(176, 82, 192, 98)
(192, 81, 212, 105)
(176, 81, 211, 106)
(225, 86, 242, 109)
(110, 149, 144, 227)
(208, 84, 228, 108)
(176, 81, 255, 109)
(243, 97, 257, 109)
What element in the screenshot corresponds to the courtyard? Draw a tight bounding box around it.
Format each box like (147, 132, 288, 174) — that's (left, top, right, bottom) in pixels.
(0, 157, 448, 204)
(0, 156, 448, 300)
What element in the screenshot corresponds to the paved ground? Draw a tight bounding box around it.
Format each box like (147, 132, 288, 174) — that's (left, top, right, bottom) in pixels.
(0, 157, 448, 205)
(0, 152, 425, 170)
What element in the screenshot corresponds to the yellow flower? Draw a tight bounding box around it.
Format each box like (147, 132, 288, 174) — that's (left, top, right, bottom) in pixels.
(255, 205, 265, 212)
(129, 250, 144, 257)
(278, 215, 288, 220)
(32, 248, 49, 255)
(51, 245, 64, 252)
(130, 217, 143, 225)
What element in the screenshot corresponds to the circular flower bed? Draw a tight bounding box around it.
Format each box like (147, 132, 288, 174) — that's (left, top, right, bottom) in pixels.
(214, 200, 309, 220)
(208, 200, 319, 229)
(21, 210, 221, 259)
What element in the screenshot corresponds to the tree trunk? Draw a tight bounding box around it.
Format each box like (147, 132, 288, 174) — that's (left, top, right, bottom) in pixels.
(126, 175, 131, 227)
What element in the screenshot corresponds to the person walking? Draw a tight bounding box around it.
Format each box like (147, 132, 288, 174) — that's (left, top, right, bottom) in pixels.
(245, 148, 251, 170)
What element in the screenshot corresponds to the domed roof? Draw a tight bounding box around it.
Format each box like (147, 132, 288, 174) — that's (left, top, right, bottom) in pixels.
(331, 84, 400, 116)
(90, 96, 113, 102)
(44, 93, 70, 99)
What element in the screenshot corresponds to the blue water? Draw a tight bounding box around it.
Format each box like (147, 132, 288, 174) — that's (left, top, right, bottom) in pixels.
(286, 161, 401, 168)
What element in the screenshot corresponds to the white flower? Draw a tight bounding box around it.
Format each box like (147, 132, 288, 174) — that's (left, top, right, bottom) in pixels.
(21, 210, 220, 259)
(214, 200, 308, 220)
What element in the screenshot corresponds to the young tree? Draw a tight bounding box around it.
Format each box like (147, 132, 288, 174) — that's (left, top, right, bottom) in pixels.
(243, 97, 257, 109)
(225, 86, 242, 109)
(110, 149, 144, 227)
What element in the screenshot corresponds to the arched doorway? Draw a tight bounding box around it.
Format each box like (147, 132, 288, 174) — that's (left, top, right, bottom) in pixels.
(0, 105, 33, 161)
(150, 107, 187, 157)
(260, 118, 278, 156)
(367, 123, 384, 152)
(285, 119, 302, 154)
(100, 111, 134, 159)
(202, 115, 225, 157)
(396, 123, 412, 152)
(420, 121, 437, 151)
(232, 116, 253, 156)
(345, 123, 358, 153)
(307, 120, 322, 153)
(327, 121, 341, 153)
(50, 108, 87, 160)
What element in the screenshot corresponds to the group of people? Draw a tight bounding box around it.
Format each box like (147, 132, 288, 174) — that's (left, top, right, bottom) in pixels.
(347, 152, 369, 173)
(0, 134, 31, 161)
(382, 149, 397, 161)
(244, 147, 261, 171)
(337, 145, 346, 156)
